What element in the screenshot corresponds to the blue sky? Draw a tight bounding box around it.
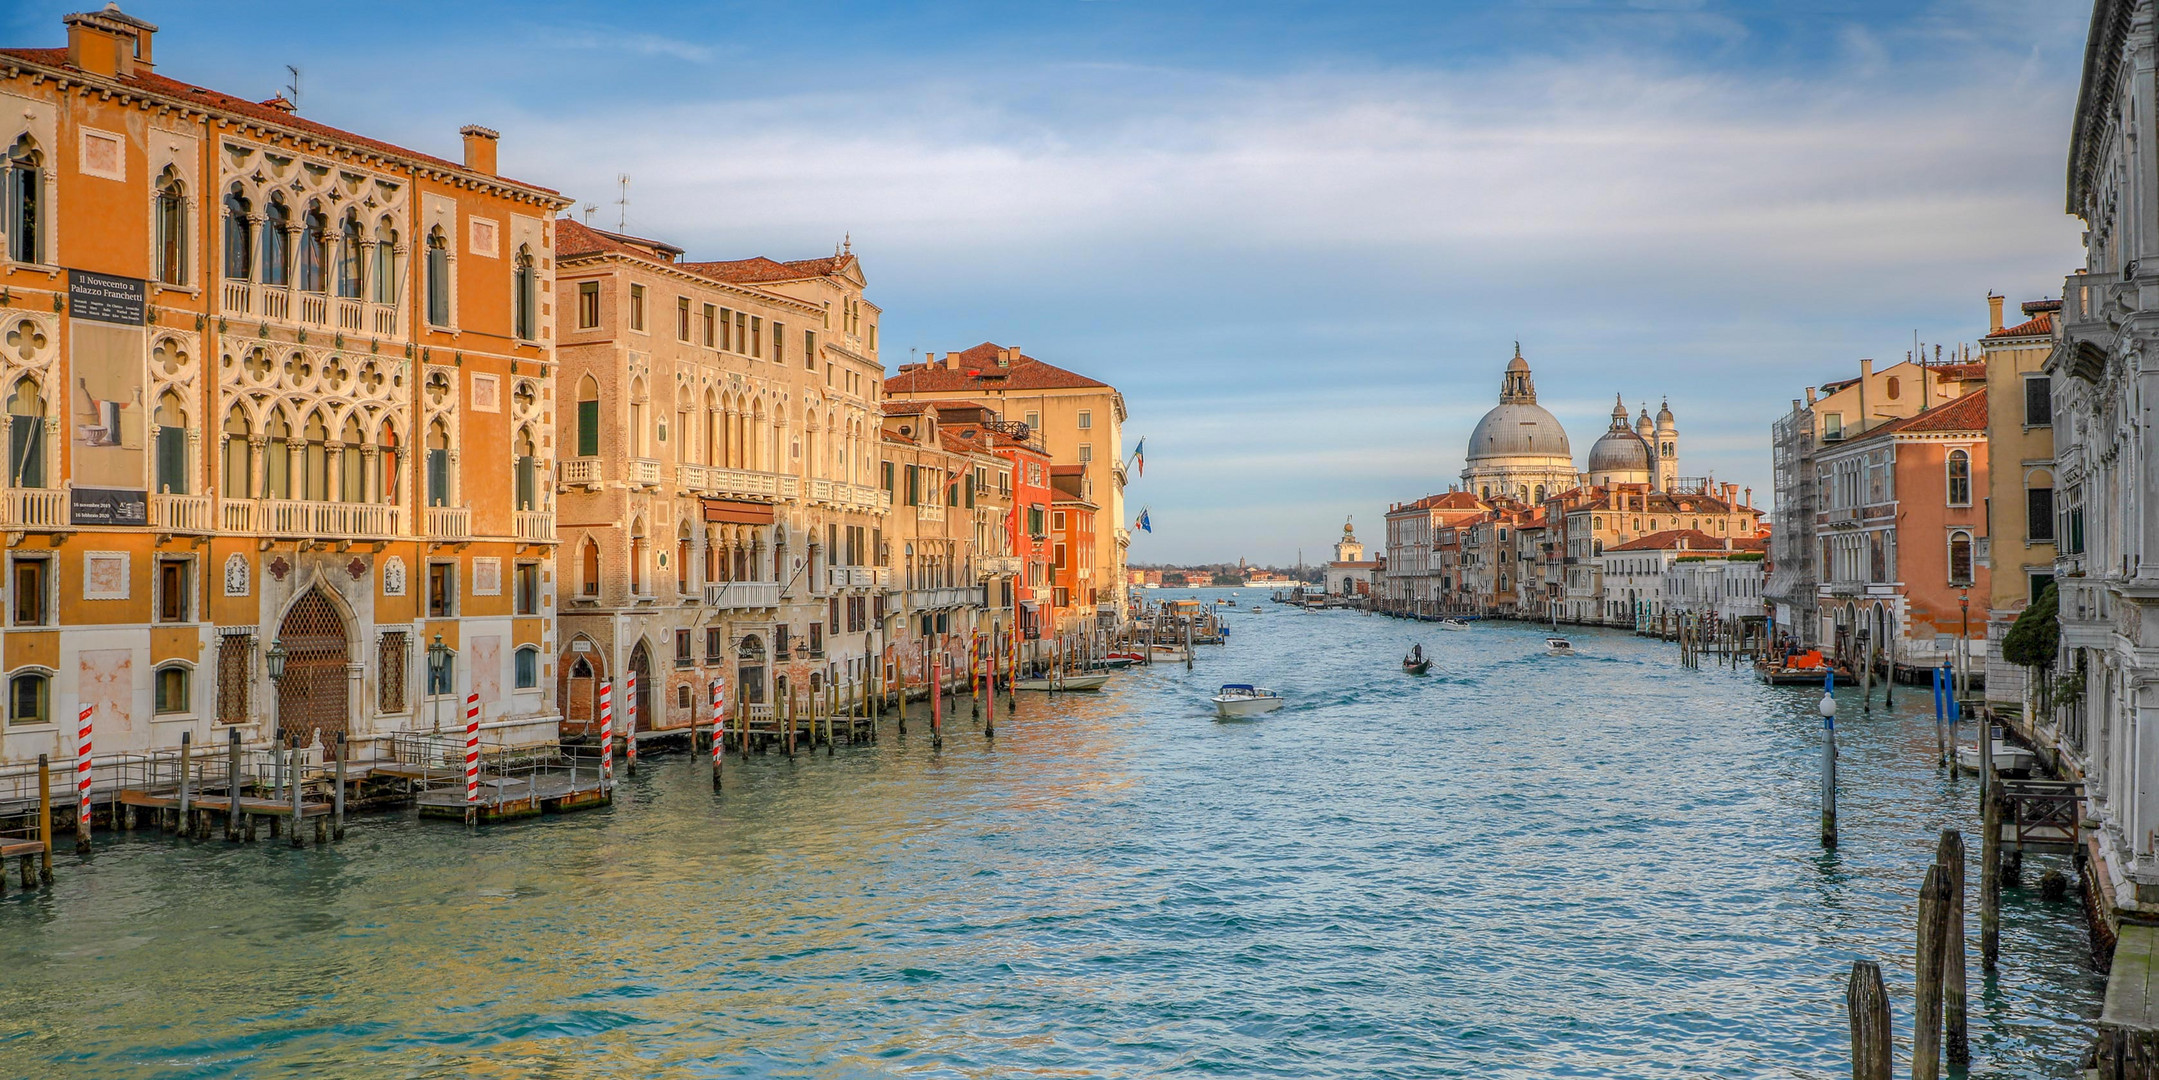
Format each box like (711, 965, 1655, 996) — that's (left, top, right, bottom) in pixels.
(6, 1, 2091, 563)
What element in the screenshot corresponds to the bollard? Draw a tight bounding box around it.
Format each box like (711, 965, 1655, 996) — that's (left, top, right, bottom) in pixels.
(599, 678, 615, 794)
(721, 682, 738, 794)
(1914, 863, 1950, 1080)
(177, 730, 193, 830)
(333, 733, 347, 841)
(227, 727, 244, 841)
(74, 703, 93, 853)
(931, 652, 943, 750)
(1981, 784, 2001, 971)
(1846, 959, 1891, 1080)
(290, 739, 305, 848)
(464, 691, 482, 827)
(36, 754, 51, 883)
(1819, 673, 1837, 848)
(1938, 830, 1969, 1068)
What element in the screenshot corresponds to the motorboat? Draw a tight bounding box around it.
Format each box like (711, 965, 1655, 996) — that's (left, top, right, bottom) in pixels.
(1956, 739, 2036, 776)
(1151, 644, 1191, 663)
(1016, 673, 1111, 692)
(1403, 644, 1432, 675)
(1250, 605, 1264, 612)
(1439, 618, 1470, 632)
(1212, 684, 1284, 719)
(1544, 636, 1575, 656)
(1105, 650, 1147, 666)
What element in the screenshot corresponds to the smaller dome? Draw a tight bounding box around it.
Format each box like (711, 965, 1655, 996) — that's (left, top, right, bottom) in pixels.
(1589, 416, 1653, 475)
(1635, 409, 1653, 435)
(1656, 398, 1674, 426)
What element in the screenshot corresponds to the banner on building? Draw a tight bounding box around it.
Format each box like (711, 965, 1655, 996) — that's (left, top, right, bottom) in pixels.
(67, 270, 148, 527)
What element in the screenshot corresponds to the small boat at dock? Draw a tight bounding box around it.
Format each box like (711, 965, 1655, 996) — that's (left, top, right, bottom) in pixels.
(1212, 684, 1284, 719)
(1956, 737, 2036, 776)
(1151, 644, 1191, 663)
(1016, 673, 1111, 692)
(1755, 650, 1849, 685)
(1106, 650, 1147, 666)
(1403, 643, 1432, 675)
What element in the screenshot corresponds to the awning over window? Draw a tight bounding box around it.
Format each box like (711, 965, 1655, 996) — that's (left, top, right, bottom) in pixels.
(703, 498, 774, 525)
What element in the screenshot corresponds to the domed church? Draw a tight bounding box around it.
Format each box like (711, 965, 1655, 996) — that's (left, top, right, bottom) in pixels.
(1460, 346, 1679, 500)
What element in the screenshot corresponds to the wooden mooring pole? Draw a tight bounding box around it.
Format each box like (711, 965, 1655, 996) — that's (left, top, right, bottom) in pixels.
(1820, 674, 1838, 847)
(226, 728, 243, 841)
(333, 732, 347, 841)
(36, 754, 51, 884)
(1845, 959, 1891, 1080)
(1937, 829, 1970, 1068)
(1914, 862, 1951, 1080)
(1981, 779, 2001, 972)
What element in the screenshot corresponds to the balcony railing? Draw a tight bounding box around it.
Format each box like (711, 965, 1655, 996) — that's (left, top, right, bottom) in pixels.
(514, 510, 556, 543)
(254, 498, 401, 540)
(630, 458, 662, 488)
(221, 281, 398, 336)
(221, 498, 256, 532)
(562, 457, 603, 487)
(220, 280, 251, 315)
(916, 502, 946, 523)
(683, 466, 798, 502)
(425, 505, 471, 541)
(298, 292, 327, 326)
(906, 586, 977, 610)
(705, 582, 781, 609)
(676, 462, 714, 492)
(0, 487, 65, 529)
(151, 493, 213, 533)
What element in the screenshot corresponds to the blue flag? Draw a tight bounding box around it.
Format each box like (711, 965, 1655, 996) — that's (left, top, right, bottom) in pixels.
(1135, 510, 1152, 533)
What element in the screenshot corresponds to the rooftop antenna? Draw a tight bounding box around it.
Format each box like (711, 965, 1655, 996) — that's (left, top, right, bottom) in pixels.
(283, 65, 301, 108)
(615, 174, 630, 232)
(581, 203, 596, 225)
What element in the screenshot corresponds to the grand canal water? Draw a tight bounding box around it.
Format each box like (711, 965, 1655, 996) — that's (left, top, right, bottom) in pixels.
(0, 591, 2106, 1078)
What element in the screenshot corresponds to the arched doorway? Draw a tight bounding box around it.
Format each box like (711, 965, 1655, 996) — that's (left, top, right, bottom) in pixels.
(277, 587, 349, 747)
(627, 638, 653, 732)
(559, 637, 604, 738)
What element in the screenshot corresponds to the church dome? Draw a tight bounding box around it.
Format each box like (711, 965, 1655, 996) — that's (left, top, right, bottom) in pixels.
(1465, 345, 1571, 463)
(1587, 394, 1653, 475)
(1588, 427, 1653, 473)
(1467, 402, 1572, 461)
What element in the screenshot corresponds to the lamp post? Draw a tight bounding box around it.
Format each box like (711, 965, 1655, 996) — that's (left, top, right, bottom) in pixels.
(427, 632, 450, 733)
(265, 639, 288, 801)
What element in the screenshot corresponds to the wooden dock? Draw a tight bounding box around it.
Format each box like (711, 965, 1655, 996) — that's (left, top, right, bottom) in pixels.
(413, 771, 609, 821)
(2098, 924, 2159, 1076)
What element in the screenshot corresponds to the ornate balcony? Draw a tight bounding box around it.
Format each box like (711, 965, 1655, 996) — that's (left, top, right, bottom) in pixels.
(514, 510, 556, 543)
(151, 493, 213, 533)
(906, 586, 978, 610)
(0, 488, 65, 530)
(705, 582, 780, 609)
(629, 458, 663, 488)
(425, 505, 471, 541)
(561, 457, 603, 488)
(256, 498, 401, 540)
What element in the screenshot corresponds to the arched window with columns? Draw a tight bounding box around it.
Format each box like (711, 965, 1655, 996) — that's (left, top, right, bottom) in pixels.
(155, 390, 188, 495)
(222, 185, 252, 281)
(261, 194, 291, 287)
(154, 168, 188, 286)
(5, 136, 43, 265)
(263, 410, 292, 498)
(370, 218, 398, 305)
(336, 212, 363, 299)
(6, 377, 45, 488)
(221, 407, 250, 497)
(338, 415, 366, 502)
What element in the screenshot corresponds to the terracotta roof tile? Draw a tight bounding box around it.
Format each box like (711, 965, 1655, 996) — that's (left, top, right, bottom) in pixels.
(0, 47, 560, 197)
(1985, 311, 2055, 339)
(1847, 387, 1988, 442)
(886, 344, 1110, 393)
(1606, 529, 1753, 553)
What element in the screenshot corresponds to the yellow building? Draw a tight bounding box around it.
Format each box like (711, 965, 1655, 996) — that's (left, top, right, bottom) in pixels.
(1979, 295, 2060, 707)
(884, 344, 1129, 624)
(550, 218, 889, 733)
(0, 7, 571, 766)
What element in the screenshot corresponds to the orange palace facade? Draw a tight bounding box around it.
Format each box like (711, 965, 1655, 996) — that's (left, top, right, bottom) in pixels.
(0, 8, 572, 767)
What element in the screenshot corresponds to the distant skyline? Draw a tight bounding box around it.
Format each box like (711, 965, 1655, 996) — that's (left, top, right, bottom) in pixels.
(2, 0, 2089, 563)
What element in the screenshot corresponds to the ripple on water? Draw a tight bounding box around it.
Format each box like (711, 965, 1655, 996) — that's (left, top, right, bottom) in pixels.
(0, 599, 2107, 1078)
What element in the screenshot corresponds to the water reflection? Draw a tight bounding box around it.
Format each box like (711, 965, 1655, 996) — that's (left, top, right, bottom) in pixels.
(0, 595, 2104, 1078)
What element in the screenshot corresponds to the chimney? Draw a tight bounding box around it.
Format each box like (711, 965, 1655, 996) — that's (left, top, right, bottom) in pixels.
(944, 352, 960, 372)
(1804, 387, 1817, 406)
(1987, 292, 2004, 333)
(460, 125, 500, 176)
(65, 5, 155, 78)
(1856, 358, 1872, 435)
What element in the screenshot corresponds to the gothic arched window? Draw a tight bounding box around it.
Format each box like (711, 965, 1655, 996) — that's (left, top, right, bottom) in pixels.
(222, 186, 252, 281)
(155, 169, 188, 285)
(371, 219, 398, 305)
(513, 245, 537, 341)
(4, 136, 41, 265)
(261, 195, 291, 287)
(424, 227, 450, 326)
(299, 205, 329, 293)
(6, 377, 44, 488)
(335, 213, 363, 299)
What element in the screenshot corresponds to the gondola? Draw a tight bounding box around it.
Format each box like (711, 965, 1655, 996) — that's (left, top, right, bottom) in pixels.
(1403, 643, 1432, 675)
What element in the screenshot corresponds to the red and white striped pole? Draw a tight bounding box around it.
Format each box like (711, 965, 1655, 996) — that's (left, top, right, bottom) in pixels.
(74, 703, 92, 850)
(598, 678, 614, 793)
(624, 670, 639, 775)
(463, 691, 481, 825)
(721, 678, 738, 790)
